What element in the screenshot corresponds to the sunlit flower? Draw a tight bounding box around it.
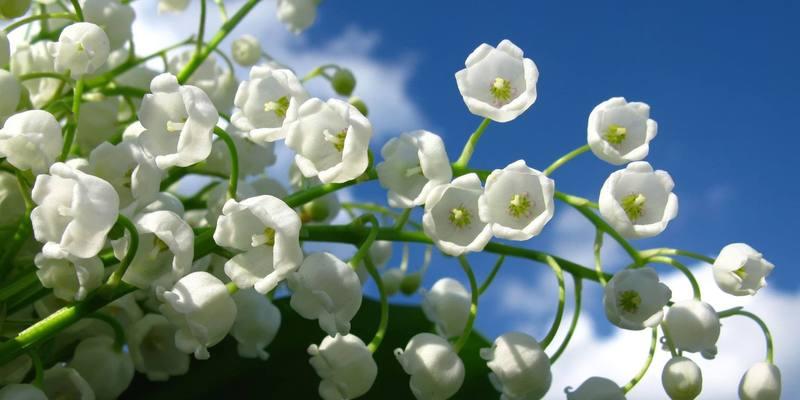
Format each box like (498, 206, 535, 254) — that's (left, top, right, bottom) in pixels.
(168, 52, 237, 113)
(604, 267, 671, 330)
(127, 313, 190, 381)
(423, 173, 493, 256)
(395, 332, 465, 400)
(566, 377, 625, 400)
(82, 0, 136, 50)
(10, 41, 61, 108)
(422, 277, 471, 339)
(276, 0, 318, 34)
(34, 252, 104, 302)
(49, 22, 110, 78)
(231, 289, 282, 360)
(661, 356, 702, 400)
(480, 332, 551, 400)
(232, 34, 262, 66)
(377, 130, 452, 208)
(69, 336, 135, 400)
(713, 243, 774, 296)
(307, 333, 377, 400)
(0, 110, 62, 174)
(87, 141, 162, 209)
(739, 361, 781, 400)
(588, 97, 658, 165)
(663, 300, 720, 359)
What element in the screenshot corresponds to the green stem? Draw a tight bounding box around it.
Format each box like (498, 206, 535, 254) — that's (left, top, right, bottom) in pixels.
(283, 169, 376, 208)
(453, 256, 478, 353)
(717, 308, 774, 363)
(342, 202, 422, 230)
(197, 0, 207, 54)
(348, 214, 379, 268)
(543, 144, 590, 176)
(30, 349, 44, 388)
(86, 312, 126, 351)
(452, 118, 491, 170)
(648, 256, 701, 300)
(478, 255, 505, 296)
(2, 13, 77, 33)
(622, 328, 658, 393)
(549, 277, 582, 364)
(593, 230, 607, 286)
(213, 0, 228, 20)
(59, 78, 84, 161)
(70, 0, 84, 20)
(19, 72, 70, 82)
(392, 208, 412, 231)
(86, 37, 194, 88)
(105, 215, 139, 287)
(640, 248, 716, 265)
(660, 320, 679, 357)
(365, 255, 388, 353)
(540, 256, 565, 349)
(213, 127, 239, 200)
(0, 272, 39, 302)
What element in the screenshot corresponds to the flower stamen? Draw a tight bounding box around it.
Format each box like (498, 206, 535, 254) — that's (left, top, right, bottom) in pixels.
(404, 165, 423, 177)
(448, 206, 472, 229)
(733, 265, 748, 280)
(604, 124, 627, 145)
(621, 193, 646, 222)
(507, 193, 533, 218)
(617, 290, 642, 313)
(489, 77, 513, 103)
(264, 96, 290, 118)
(323, 128, 348, 152)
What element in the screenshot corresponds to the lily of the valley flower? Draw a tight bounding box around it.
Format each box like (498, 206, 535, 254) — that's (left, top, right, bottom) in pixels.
(307, 334, 378, 400)
(739, 361, 781, 400)
(127, 313, 190, 381)
(0, 110, 63, 174)
(455, 39, 539, 122)
(87, 141, 161, 209)
(661, 356, 702, 400)
(599, 161, 678, 239)
(69, 336, 135, 400)
(423, 173, 493, 256)
(168, 52, 237, 113)
(664, 300, 720, 359)
(42, 365, 95, 400)
(604, 267, 671, 330)
(276, 0, 318, 34)
(10, 41, 61, 108)
(48, 22, 110, 78)
(231, 289, 282, 360)
(377, 130, 452, 208)
(395, 333, 465, 400)
(713, 243, 774, 296)
(0, 70, 21, 121)
(34, 252, 104, 302)
(422, 277, 471, 339)
(82, 0, 136, 50)
(232, 35, 262, 66)
(480, 332, 552, 400)
(566, 377, 625, 400)
(478, 160, 555, 241)
(0, 384, 47, 400)
(588, 97, 658, 165)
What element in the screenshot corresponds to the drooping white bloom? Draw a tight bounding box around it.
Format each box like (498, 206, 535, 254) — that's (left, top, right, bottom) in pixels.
(0, 384, 47, 400)
(75, 97, 121, 151)
(395, 333, 465, 400)
(307, 333, 378, 400)
(0, 70, 21, 121)
(478, 160, 555, 240)
(0, 171, 24, 227)
(604, 267, 671, 330)
(42, 365, 95, 400)
(205, 127, 276, 177)
(0, 31, 9, 66)
(423, 173, 493, 256)
(232, 34, 262, 66)
(664, 300, 720, 359)
(288, 252, 362, 336)
(285, 98, 372, 183)
(69, 336, 135, 400)
(168, 52, 237, 112)
(377, 130, 452, 208)
(214, 195, 303, 293)
(739, 361, 781, 400)
(598, 161, 678, 239)
(276, 0, 318, 33)
(10, 41, 61, 108)
(159, 271, 237, 359)
(713, 243, 774, 296)
(480, 332, 551, 400)
(137, 73, 218, 169)
(455, 39, 539, 123)
(127, 313, 190, 381)
(232, 64, 308, 143)
(661, 356, 702, 400)
(231, 289, 282, 360)
(31, 162, 120, 259)
(34, 252, 104, 301)
(48, 22, 110, 78)
(87, 141, 161, 208)
(0, 110, 62, 174)
(158, 0, 188, 13)
(588, 97, 658, 165)
(566, 377, 625, 400)
(422, 278, 471, 339)
(0, 355, 31, 385)
(82, 0, 135, 50)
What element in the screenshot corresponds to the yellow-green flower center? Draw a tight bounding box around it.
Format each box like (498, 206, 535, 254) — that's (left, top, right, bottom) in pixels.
(449, 206, 472, 228)
(507, 193, 533, 218)
(621, 193, 646, 222)
(264, 96, 290, 118)
(604, 124, 627, 144)
(618, 290, 641, 313)
(490, 77, 513, 102)
(323, 128, 348, 152)
(733, 265, 748, 280)
(263, 227, 276, 246)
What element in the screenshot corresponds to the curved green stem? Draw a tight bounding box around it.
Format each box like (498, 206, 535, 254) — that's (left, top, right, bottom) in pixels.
(212, 127, 239, 200)
(348, 214, 380, 268)
(342, 202, 422, 230)
(19, 72, 70, 82)
(70, 0, 84, 20)
(540, 256, 566, 349)
(452, 118, 491, 170)
(543, 144, 590, 176)
(718, 307, 774, 363)
(593, 229, 607, 286)
(622, 327, 658, 393)
(648, 256, 701, 300)
(284, 169, 376, 208)
(640, 248, 716, 265)
(106, 215, 139, 287)
(549, 277, 582, 364)
(197, 0, 207, 55)
(2, 13, 77, 33)
(365, 255, 388, 353)
(86, 37, 194, 88)
(29, 349, 44, 388)
(59, 78, 84, 161)
(213, 0, 228, 20)
(660, 320, 679, 357)
(453, 256, 478, 353)
(86, 312, 126, 351)
(392, 208, 412, 231)
(478, 255, 505, 296)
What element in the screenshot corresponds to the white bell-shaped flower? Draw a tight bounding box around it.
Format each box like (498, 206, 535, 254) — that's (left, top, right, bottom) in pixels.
(307, 333, 378, 400)
(377, 130, 452, 208)
(159, 271, 237, 359)
(0, 384, 47, 400)
(232, 34, 262, 66)
(0, 171, 25, 227)
(480, 332, 551, 400)
(231, 288, 282, 360)
(34, 252, 104, 301)
(214, 195, 303, 293)
(598, 161, 678, 239)
(566, 377, 625, 400)
(423, 173, 492, 256)
(82, 0, 135, 50)
(713, 243, 774, 296)
(285, 97, 372, 183)
(137, 73, 218, 169)
(0, 355, 31, 385)
(478, 160, 555, 240)
(87, 141, 162, 209)
(0, 109, 62, 174)
(69, 336, 134, 400)
(31, 162, 120, 259)
(663, 300, 720, 359)
(422, 278, 470, 339)
(206, 127, 276, 177)
(168, 52, 236, 112)
(288, 252, 362, 336)
(395, 332, 465, 400)
(75, 97, 121, 151)
(0, 70, 21, 121)
(604, 267, 671, 330)
(455, 39, 539, 123)
(158, 0, 188, 13)
(276, 0, 318, 34)
(127, 313, 190, 381)
(48, 22, 110, 78)
(232, 64, 309, 143)
(42, 365, 95, 400)
(661, 356, 702, 400)
(10, 41, 60, 108)
(588, 97, 658, 165)
(203, 179, 257, 225)
(739, 361, 781, 400)
(0, 30, 9, 66)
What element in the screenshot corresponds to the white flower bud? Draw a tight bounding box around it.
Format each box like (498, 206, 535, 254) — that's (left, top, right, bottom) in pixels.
(159, 272, 237, 359)
(127, 313, 190, 381)
(10, 41, 60, 108)
(206, 127, 276, 177)
(0, 171, 25, 227)
(0, 384, 47, 400)
(566, 377, 625, 400)
(87, 141, 162, 209)
(455, 39, 539, 122)
(604, 267, 671, 330)
(231, 289, 282, 360)
(664, 300, 720, 359)
(34, 252, 104, 301)
(598, 161, 678, 239)
(713, 243, 774, 296)
(0, 355, 31, 385)
(158, 0, 188, 13)
(288, 252, 362, 336)
(42, 365, 95, 400)
(276, 0, 318, 34)
(423, 173, 493, 256)
(307, 334, 377, 400)
(69, 336, 134, 400)
(232, 34, 262, 66)
(377, 130, 452, 208)
(0, 110, 62, 174)
(422, 278, 470, 339)
(49, 22, 110, 78)
(395, 333, 465, 400)
(739, 361, 781, 400)
(82, 0, 135, 50)
(662, 356, 702, 400)
(588, 97, 658, 165)
(480, 332, 551, 400)
(0, 70, 22, 120)
(168, 52, 236, 113)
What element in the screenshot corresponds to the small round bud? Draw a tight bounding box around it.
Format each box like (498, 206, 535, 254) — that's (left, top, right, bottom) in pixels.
(739, 361, 781, 400)
(381, 268, 404, 296)
(0, 0, 31, 19)
(400, 272, 422, 296)
(662, 356, 702, 400)
(302, 198, 333, 222)
(231, 35, 262, 66)
(331, 67, 356, 96)
(349, 96, 368, 116)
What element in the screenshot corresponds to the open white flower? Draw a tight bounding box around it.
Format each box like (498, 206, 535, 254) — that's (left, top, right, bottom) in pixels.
(82, 0, 135, 50)
(478, 160, 555, 240)
(231, 289, 282, 360)
(0, 110, 62, 174)
(0, 172, 25, 227)
(663, 300, 720, 359)
(214, 195, 303, 293)
(604, 267, 671, 330)
(159, 271, 237, 359)
(87, 141, 162, 209)
(285, 98, 372, 183)
(713, 243, 774, 296)
(377, 130, 452, 208)
(588, 97, 658, 165)
(307, 333, 377, 400)
(662, 356, 702, 400)
(48, 22, 110, 78)
(232, 35, 262, 66)
(423, 173, 492, 256)
(206, 127, 276, 177)
(455, 39, 539, 122)
(480, 332, 551, 400)
(232, 64, 308, 143)
(168, 52, 236, 113)
(158, 0, 188, 13)
(0, 70, 21, 121)
(42, 365, 95, 400)
(739, 361, 781, 400)
(395, 332, 465, 400)
(288, 252, 362, 336)
(137, 73, 218, 169)
(69, 336, 135, 400)
(34, 252, 104, 302)
(75, 97, 121, 151)
(10, 41, 61, 108)
(276, 0, 317, 33)
(0, 384, 47, 400)
(566, 377, 625, 400)
(128, 313, 190, 381)
(31, 162, 120, 259)
(599, 161, 678, 239)
(422, 278, 470, 339)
